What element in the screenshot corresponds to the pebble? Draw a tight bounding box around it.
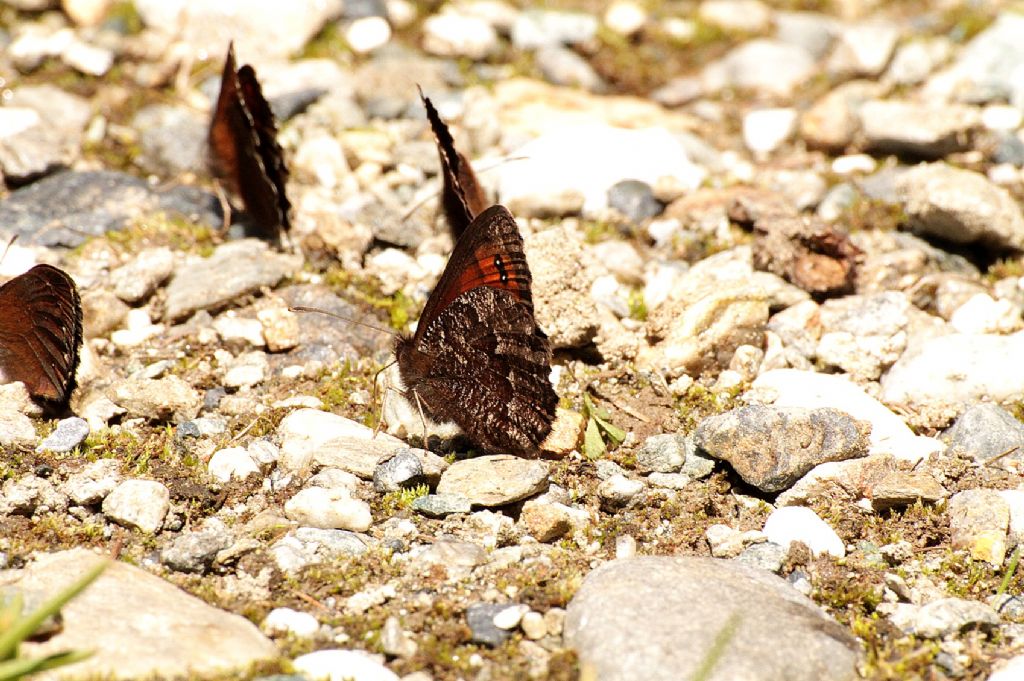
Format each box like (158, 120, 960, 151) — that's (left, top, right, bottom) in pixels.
(948, 489, 1009, 566)
(512, 9, 598, 49)
(346, 16, 392, 54)
(743, 108, 798, 156)
(603, 1, 646, 36)
(699, 0, 772, 33)
(422, 12, 498, 60)
(816, 291, 911, 381)
(520, 611, 547, 640)
(283, 487, 372, 532)
(869, 471, 947, 512)
(62, 459, 121, 506)
(160, 519, 233, 573)
(889, 598, 1000, 639)
(703, 39, 817, 97)
(597, 474, 644, 510)
(102, 479, 170, 533)
(262, 608, 320, 638)
(695, 405, 870, 493)
(36, 417, 89, 453)
(208, 447, 261, 483)
(1, 475, 66, 516)
(466, 603, 513, 646)
(493, 604, 530, 630)
(734, 541, 788, 573)
(762, 506, 845, 558)
(535, 45, 605, 92)
(411, 494, 472, 518)
(435, 455, 549, 507)
(990, 655, 1024, 681)
(635, 433, 688, 474)
(565, 556, 858, 681)
(607, 179, 662, 223)
(519, 500, 572, 542)
(110, 247, 175, 304)
(373, 449, 425, 493)
(943, 403, 1024, 465)
(223, 351, 270, 389)
(270, 527, 370, 574)
(112, 375, 202, 423)
(292, 649, 398, 681)
(380, 616, 416, 658)
(828, 22, 899, 77)
(277, 408, 407, 476)
(950, 293, 1022, 334)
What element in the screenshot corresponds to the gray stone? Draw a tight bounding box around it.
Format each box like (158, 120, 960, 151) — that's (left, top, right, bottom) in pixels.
(899, 598, 1000, 639)
(607, 180, 663, 223)
(949, 489, 1010, 566)
(411, 494, 472, 518)
(373, 449, 425, 493)
(816, 292, 910, 381)
(924, 13, 1024, 106)
(733, 541, 787, 573)
(636, 434, 689, 474)
(860, 100, 978, 159)
(62, 459, 121, 506)
(102, 479, 170, 533)
(896, 162, 1024, 251)
(535, 45, 605, 92)
(164, 240, 302, 322)
(270, 528, 370, 573)
(133, 105, 207, 176)
(0, 549, 277, 678)
(565, 556, 858, 681)
(36, 417, 89, 453)
(161, 519, 234, 573)
(694, 405, 870, 493)
(827, 22, 899, 78)
(597, 474, 644, 510)
(110, 247, 176, 304)
(112, 375, 202, 423)
(702, 39, 817, 97)
(0, 86, 90, 184)
(466, 603, 513, 646)
(436, 456, 549, 507)
(942, 403, 1024, 464)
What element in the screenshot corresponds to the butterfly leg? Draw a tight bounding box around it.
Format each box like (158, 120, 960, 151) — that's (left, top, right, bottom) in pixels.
(213, 180, 233, 234)
(412, 389, 430, 451)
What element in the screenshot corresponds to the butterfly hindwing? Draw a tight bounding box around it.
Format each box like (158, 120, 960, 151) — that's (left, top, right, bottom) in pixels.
(0, 264, 82, 406)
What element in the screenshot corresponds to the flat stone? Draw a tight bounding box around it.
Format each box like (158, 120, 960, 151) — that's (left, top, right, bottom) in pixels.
(815, 292, 910, 381)
(270, 527, 370, 574)
(897, 597, 1000, 639)
(284, 487, 372, 532)
(160, 519, 234, 573)
(164, 240, 302, 322)
(896, 162, 1024, 251)
(943, 403, 1024, 464)
(277, 408, 407, 477)
(0, 549, 276, 678)
(102, 479, 170, 533)
(292, 649, 398, 681)
(695, 405, 870, 493)
(1, 475, 67, 517)
(411, 494, 472, 518)
(36, 417, 89, 453)
(702, 39, 817, 97)
(111, 375, 202, 423)
(869, 471, 948, 511)
(564, 556, 858, 681)
(436, 455, 549, 507)
(110, 247, 175, 304)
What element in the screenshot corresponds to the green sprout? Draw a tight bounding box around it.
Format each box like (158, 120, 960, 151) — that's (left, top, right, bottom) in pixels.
(581, 393, 626, 460)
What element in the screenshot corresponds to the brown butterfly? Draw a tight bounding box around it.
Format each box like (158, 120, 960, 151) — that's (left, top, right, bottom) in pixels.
(207, 42, 291, 244)
(395, 204, 557, 457)
(420, 89, 489, 241)
(0, 264, 82, 409)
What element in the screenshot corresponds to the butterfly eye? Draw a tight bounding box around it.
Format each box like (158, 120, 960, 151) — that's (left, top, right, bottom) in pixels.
(494, 254, 508, 283)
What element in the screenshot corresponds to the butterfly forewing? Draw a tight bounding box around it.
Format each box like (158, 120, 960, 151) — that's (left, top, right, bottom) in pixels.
(207, 43, 290, 244)
(421, 91, 488, 240)
(0, 264, 82, 406)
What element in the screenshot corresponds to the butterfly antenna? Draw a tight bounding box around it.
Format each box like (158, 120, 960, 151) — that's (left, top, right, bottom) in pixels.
(290, 306, 400, 338)
(0, 233, 18, 268)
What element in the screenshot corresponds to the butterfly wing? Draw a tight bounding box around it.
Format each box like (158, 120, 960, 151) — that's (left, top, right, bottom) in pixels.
(207, 43, 290, 243)
(421, 90, 488, 241)
(0, 264, 82, 406)
(397, 205, 556, 455)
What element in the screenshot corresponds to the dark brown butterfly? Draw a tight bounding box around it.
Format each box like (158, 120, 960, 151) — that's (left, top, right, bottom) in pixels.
(395, 204, 557, 457)
(208, 42, 291, 244)
(420, 89, 489, 241)
(0, 264, 82, 408)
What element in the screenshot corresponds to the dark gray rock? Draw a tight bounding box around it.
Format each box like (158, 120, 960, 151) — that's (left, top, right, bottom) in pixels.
(565, 556, 859, 681)
(942, 403, 1024, 464)
(607, 180, 663, 223)
(373, 449, 426, 493)
(694, 405, 871, 493)
(163, 240, 302, 321)
(36, 417, 89, 453)
(412, 494, 472, 518)
(466, 603, 513, 646)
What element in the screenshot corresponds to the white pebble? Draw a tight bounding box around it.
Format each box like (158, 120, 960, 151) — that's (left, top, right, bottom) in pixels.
(520, 611, 547, 639)
(346, 16, 392, 54)
(284, 487, 372, 532)
(763, 506, 845, 558)
(743, 108, 798, 155)
(950, 293, 1023, 334)
(615, 534, 637, 559)
(102, 479, 170, 533)
(263, 607, 320, 638)
(604, 1, 647, 36)
(422, 12, 498, 60)
(831, 154, 876, 175)
(208, 447, 260, 482)
(982, 104, 1023, 131)
(292, 649, 398, 681)
(492, 604, 530, 630)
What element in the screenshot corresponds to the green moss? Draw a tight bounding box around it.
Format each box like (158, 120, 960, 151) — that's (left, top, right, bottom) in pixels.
(842, 196, 907, 234)
(676, 383, 743, 433)
(376, 483, 431, 516)
(106, 0, 144, 35)
(627, 287, 648, 322)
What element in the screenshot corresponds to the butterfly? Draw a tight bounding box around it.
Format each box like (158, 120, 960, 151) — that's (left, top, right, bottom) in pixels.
(0, 264, 83, 409)
(207, 42, 291, 244)
(394, 204, 558, 457)
(420, 89, 489, 241)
